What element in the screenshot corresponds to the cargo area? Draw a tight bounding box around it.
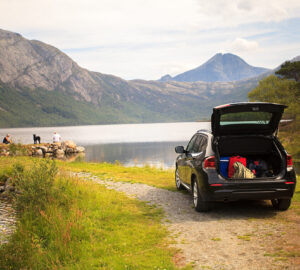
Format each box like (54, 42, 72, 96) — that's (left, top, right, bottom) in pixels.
(216, 136, 285, 179)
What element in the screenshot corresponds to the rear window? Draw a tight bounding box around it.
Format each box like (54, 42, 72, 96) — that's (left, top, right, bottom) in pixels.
(220, 112, 272, 126)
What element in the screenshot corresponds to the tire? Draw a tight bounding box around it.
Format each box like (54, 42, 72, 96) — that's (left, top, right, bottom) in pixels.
(192, 180, 211, 212)
(271, 198, 291, 211)
(175, 167, 184, 190)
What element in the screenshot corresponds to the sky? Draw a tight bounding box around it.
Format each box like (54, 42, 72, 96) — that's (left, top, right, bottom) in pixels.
(1, 0, 300, 80)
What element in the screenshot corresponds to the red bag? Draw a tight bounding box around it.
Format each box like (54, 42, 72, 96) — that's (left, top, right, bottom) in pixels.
(228, 156, 247, 178)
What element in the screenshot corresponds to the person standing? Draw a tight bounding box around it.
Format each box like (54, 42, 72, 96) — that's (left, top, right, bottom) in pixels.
(53, 132, 61, 143)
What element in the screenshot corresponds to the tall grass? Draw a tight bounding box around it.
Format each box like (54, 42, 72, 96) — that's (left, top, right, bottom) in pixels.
(0, 158, 179, 269)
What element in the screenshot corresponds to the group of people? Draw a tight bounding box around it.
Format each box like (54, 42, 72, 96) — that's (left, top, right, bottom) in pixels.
(2, 132, 62, 144)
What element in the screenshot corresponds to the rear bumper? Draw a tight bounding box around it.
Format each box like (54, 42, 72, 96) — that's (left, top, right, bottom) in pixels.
(212, 188, 293, 201)
(204, 181, 296, 202)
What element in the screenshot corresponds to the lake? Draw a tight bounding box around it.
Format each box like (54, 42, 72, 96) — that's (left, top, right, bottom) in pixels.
(0, 122, 210, 168)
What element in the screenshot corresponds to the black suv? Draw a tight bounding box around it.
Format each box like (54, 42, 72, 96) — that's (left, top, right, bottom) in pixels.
(175, 102, 296, 212)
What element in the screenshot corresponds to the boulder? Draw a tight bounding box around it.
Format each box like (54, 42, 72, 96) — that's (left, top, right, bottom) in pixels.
(53, 142, 62, 148)
(55, 149, 65, 157)
(75, 146, 85, 153)
(65, 147, 75, 154)
(62, 140, 76, 150)
(34, 149, 43, 156)
(38, 146, 48, 153)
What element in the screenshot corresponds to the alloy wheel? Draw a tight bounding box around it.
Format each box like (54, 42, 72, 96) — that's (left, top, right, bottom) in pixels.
(193, 181, 198, 207)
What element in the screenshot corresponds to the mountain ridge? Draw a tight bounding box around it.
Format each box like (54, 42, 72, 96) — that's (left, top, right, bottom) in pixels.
(0, 28, 297, 128)
(159, 53, 270, 82)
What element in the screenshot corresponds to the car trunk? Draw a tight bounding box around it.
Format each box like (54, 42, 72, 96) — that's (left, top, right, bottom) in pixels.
(215, 135, 285, 179)
(211, 103, 287, 180)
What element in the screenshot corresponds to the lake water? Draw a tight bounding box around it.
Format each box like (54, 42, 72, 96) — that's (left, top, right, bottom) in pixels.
(0, 122, 210, 168)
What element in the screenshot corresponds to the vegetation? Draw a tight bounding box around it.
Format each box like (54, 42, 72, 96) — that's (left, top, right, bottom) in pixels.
(58, 160, 176, 191)
(0, 83, 181, 128)
(0, 158, 180, 269)
(248, 61, 300, 157)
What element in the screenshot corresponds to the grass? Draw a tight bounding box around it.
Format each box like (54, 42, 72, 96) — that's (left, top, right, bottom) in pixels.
(57, 160, 176, 191)
(279, 131, 300, 160)
(0, 158, 181, 269)
(237, 234, 252, 241)
(211, 238, 221, 241)
(292, 174, 300, 203)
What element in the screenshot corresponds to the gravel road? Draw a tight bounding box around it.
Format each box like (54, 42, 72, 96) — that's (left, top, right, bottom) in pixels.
(74, 172, 297, 270)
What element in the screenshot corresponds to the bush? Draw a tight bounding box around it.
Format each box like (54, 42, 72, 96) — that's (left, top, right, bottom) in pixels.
(11, 160, 58, 213)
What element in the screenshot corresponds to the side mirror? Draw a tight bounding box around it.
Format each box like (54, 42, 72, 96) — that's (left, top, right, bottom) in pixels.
(175, 146, 185, 154)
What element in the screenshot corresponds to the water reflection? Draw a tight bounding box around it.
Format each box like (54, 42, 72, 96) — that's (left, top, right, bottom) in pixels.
(84, 141, 188, 168)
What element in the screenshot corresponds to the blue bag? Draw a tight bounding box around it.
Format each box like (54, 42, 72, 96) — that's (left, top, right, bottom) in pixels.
(220, 156, 230, 178)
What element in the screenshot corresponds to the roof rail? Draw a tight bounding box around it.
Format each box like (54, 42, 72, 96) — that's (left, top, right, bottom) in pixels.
(197, 129, 211, 133)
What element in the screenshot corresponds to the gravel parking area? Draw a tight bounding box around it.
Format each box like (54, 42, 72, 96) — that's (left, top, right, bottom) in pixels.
(74, 172, 298, 270)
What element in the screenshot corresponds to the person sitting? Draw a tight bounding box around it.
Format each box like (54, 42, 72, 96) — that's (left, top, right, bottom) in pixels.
(3, 134, 12, 144)
(33, 134, 41, 144)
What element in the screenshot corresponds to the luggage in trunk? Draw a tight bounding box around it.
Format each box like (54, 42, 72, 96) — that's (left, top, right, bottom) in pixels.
(217, 136, 284, 179)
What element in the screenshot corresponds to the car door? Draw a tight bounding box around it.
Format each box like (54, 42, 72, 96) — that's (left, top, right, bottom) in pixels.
(178, 134, 197, 185)
(184, 135, 203, 186)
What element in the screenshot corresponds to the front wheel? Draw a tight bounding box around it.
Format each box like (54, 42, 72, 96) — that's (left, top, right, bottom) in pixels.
(175, 168, 184, 190)
(193, 180, 211, 212)
(271, 198, 291, 211)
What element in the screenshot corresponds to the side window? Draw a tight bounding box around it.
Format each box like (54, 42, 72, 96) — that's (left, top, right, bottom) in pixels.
(199, 137, 208, 152)
(192, 136, 203, 153)
(186, 135, 197, 152)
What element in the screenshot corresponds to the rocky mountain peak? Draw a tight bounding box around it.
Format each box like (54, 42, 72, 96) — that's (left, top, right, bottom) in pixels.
(159, 53, 270, 83)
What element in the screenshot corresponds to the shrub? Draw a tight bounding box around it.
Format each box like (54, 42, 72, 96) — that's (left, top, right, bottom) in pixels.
(11, 160, 58, 213)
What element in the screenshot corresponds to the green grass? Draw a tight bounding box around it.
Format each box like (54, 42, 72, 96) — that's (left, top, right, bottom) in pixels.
(292, 174, 300, 203)
(0, 158, 180, 269)
(57, 160, 176, 191)
(279, 131, 300, 160)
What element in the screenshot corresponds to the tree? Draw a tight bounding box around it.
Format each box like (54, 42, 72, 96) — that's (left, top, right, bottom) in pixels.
(248, 75, 299, 121)
(275, 61, 300, 82)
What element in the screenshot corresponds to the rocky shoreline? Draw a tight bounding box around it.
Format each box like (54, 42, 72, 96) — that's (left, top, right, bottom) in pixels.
(0, 140, 85, 159)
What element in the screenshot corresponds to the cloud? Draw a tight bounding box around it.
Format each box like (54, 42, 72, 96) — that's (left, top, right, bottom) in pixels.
(195, 0, 300, 28)
(230, 38, 259, 52)
(0, 0, 300, 79)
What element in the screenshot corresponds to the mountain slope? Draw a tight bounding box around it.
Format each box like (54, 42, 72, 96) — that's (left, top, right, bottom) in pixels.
(159, 53, 270, 82)
(0, 29, 279, 128)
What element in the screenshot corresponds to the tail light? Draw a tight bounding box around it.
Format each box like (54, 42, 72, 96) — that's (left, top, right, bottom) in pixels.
(203, 156, 215, 169)
(287, 154, 293, 170)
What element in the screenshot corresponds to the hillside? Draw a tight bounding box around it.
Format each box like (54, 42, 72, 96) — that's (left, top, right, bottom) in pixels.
(159, 53, 270, 82)
(0, 29, 267, 128)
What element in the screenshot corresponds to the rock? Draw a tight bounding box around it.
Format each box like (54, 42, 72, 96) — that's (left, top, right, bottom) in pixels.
(75, 146, 85, 153)
(34, 149, 43, 156)
(38, 146, 48, 153)
(65, 147, 75, 154)
(55, 149, 65, 157)
(62, 141, 76, 150)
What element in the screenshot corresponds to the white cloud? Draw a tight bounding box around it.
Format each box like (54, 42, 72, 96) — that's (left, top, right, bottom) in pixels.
(230, 38, 259, 52)
(0, 0, 299, 79)
(195, 0, 300, 27)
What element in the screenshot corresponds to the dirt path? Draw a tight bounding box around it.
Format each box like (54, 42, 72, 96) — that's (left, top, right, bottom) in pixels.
(74, 172, 299, 270)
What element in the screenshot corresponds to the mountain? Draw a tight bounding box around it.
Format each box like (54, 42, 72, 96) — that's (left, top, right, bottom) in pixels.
(159, 53, 270, 82)
(0, 29, 288, 128)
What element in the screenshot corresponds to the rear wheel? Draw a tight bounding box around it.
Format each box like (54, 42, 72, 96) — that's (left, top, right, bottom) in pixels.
(271, 198, 291, 211)
(193, 180, 211, 212)
(175, 168, 184, 190)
